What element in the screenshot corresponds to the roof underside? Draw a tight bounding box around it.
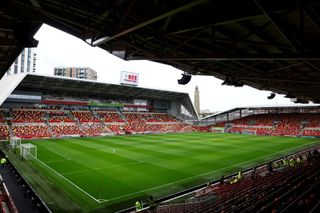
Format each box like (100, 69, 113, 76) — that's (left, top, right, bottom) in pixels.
(10, 74, 198, 117)
(1, 0, 320, 103)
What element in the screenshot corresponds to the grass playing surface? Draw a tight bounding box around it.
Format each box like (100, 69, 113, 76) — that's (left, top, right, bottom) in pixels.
(5, 132, 320, 212)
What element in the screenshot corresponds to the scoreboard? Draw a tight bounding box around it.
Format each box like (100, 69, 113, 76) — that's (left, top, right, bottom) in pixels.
(120, 71, 139, 86)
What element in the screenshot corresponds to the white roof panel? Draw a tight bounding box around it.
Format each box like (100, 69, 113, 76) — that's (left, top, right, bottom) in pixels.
(0, 73, 27, 106)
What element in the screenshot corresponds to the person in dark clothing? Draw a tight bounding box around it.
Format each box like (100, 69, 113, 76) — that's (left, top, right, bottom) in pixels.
(148, 195, 156, 212)
(307, 151, 313, 162)
(219, 175, 225, 185)
(251, 167, 256, 180)
(267, 162, 273, 174)
(313, 149, 320, 160)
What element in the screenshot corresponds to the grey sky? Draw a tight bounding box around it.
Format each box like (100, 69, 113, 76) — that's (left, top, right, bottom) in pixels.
(34, 24, 295, 112)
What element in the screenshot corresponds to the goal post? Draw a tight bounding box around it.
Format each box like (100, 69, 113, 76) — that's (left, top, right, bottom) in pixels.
(20, 143, 37, 160)
(241, 129, 257, 135)
(9, 137, 21, 148)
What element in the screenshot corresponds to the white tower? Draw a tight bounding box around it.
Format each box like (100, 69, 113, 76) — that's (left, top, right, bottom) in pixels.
(194, 85, 200, 115)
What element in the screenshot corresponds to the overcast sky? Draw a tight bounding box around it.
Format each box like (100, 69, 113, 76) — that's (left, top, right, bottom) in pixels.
(33, 24, 296, 112)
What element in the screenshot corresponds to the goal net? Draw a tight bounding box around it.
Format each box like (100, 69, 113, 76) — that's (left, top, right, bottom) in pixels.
(10, 137, 21, 148)
(241, 129, 257, 135)
(20, 143, 37, 160)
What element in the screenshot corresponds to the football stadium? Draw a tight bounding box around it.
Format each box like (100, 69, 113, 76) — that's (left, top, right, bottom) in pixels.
(1, 1, 320, 213)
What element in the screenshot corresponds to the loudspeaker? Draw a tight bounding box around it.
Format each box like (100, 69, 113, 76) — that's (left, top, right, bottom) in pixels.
(267, 93, 276, 99)
(178, 74, 191, 85)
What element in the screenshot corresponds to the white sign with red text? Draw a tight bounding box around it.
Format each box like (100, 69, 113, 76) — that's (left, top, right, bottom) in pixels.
(120, 71, 139, 86)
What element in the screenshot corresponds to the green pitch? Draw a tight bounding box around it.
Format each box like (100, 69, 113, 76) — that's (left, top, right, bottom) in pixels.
(6, 133, 320, 212)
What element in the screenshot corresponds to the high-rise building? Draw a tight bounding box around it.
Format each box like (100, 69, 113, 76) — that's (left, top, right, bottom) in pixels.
(54, 67, 97, 80)
(7, 48, 37, 75)
(194, 85, 200, 115)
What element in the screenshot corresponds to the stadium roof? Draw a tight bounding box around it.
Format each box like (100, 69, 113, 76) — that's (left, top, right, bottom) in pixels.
(0, 73, 198, 118)
(1, 0, 320, 103)
(202, 104, 320, 121)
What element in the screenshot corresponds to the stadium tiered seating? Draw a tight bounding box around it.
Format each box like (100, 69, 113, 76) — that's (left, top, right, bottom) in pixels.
(143, 123, 192, 133)
(0, 125, 9, 139)
(107, 125, 125, 135)
(12, 109, 46, 123)
(272, 113, 301, 136)
(227, 113, 320, 137)
(96, 110, 124, 122)
(303, 129, 320, 137)
(0, 110, 6, 123)
(232, 114, 274, 126)
(123, 112, 189, 133)
(48, 111, 74, 122)
(81, 123, 113, 136)
(144, 113, 177, 122)
(147, 148, 320, 213)
(229, 126, 273, 135)
(125, 112, 177, 123)
(51, 124, 82, 137)
(12, 125, 51, 138)
(299, 113, 320, 128)
(72, 111, 100, 122)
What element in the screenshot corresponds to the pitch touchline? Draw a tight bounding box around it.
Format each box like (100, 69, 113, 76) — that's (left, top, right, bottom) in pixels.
(100, 140, 320, 203)
(36, 159, 102, 203)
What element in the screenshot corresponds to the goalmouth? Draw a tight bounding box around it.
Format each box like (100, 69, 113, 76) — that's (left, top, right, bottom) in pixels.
(9, 137, 21, 148)
(241, 129, 257, 135)
(20, 143, 37, 160)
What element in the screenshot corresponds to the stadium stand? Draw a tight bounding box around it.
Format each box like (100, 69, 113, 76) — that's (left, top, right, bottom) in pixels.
(96, 110, 124, 123)
(5, 108, 320, 138)
(72, 110, 100, 122)
(12, 124, 51, 138)
(226, 113, 320, 137)
(0, 110, 6, 123)
(0, 125, 9, 140)
(123, 112, 192, 134)
(50, 123, 82, 137)
(48, 111, 74, 123)
(12, 109, 46, 123)
(80, 122, 113, 136)
(107, 125, 125, 135)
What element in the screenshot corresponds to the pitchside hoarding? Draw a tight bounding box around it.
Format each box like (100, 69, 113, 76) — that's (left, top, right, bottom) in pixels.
(120, 71, 139, 86)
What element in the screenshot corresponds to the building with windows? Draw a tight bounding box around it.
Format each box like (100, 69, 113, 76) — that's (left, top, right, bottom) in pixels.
(7, 48, 37, 75)
(54, 67, 97, 80)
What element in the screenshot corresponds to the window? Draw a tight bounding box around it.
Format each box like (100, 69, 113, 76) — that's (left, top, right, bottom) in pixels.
(20, 49, 25, 73)
(27, 48, 31, 72)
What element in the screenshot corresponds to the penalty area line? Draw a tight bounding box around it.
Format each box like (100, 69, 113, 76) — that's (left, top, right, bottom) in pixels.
(36, 159, 104, 203)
